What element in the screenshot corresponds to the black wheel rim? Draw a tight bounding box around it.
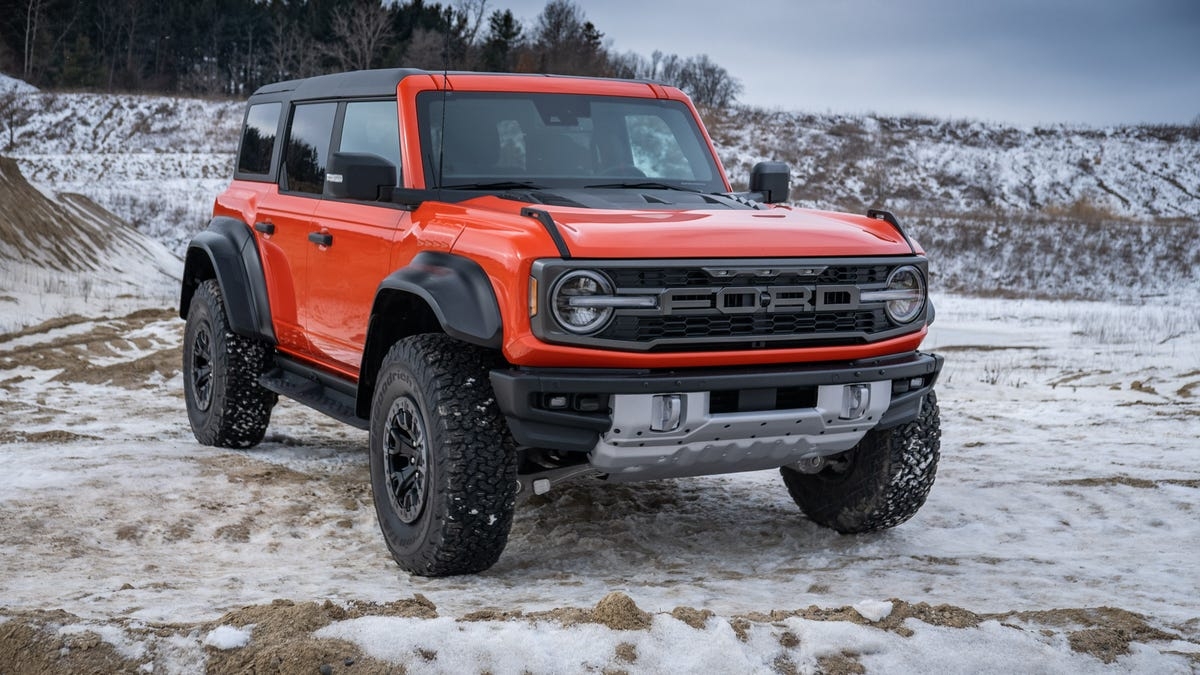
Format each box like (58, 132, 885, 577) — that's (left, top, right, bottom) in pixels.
(189, 324, 214, 412)
(384, 396, 428, 524)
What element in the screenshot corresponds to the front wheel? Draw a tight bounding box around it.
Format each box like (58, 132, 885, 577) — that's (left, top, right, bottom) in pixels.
(368, 334, 517, 576)
(781, 391, 941, 533)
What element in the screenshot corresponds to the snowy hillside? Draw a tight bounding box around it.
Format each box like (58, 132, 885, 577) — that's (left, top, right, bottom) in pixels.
(2, 79, 241, 254)
(708, 108, 1200, 220)
(2, 72, 1199, 262)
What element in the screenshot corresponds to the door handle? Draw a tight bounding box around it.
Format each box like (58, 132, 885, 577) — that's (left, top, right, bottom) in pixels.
(253, 221, 275, 235)
(308, 232, 333, 247)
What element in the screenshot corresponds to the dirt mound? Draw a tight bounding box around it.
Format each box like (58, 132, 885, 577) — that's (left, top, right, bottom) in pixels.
(0, 156, 164, 273)
(0, 609, 141, 675)
(592, 592, 652, 630)
(0, 155, 181, 334)
(202, 598, 433, 674)
(1004, 607, 1183, 663)
(0, 598, 437, 675)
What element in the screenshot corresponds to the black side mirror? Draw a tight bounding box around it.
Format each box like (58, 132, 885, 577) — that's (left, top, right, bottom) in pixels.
(326, 152, 396, 201)
(749, 161, 790, 203)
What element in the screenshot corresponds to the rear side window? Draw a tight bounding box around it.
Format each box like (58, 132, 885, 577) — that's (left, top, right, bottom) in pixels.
(339, 100, 401, 181)
(283, 102, 337, 195)
(237, 102, 281, 176)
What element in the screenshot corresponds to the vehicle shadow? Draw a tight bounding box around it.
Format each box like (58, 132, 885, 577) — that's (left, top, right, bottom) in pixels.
(493, 472, 876, 579)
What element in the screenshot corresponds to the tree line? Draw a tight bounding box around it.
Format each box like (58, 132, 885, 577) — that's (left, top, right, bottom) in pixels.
(0, 0, 743, 108)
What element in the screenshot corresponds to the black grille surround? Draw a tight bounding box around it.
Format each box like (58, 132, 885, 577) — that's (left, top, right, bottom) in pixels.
(531, 257, 930, 352)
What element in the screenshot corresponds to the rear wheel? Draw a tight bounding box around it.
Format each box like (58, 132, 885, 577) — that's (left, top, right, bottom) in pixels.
(369, 334, 517, 576)
(182, 279, 276, 448)
(781, 391, 941, 533)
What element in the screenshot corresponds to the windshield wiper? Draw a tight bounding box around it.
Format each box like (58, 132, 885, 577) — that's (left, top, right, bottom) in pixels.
(585, 181, 701, 192)
(441, 180, 545, 191)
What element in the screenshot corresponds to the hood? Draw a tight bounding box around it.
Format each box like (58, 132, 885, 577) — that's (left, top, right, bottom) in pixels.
(539, 205, 915, 258)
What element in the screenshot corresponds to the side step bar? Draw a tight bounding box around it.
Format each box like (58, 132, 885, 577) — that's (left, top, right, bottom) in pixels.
(259, 356, 369, 430)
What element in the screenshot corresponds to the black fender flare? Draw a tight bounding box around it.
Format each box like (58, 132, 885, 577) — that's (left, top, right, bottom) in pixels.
(357, 252, 503, 418)
(373, 251, 503, 348)
(179, 216, 275, 344)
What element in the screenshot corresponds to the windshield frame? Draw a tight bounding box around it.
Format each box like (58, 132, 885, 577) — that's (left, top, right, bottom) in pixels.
(414, 89, 729, 194)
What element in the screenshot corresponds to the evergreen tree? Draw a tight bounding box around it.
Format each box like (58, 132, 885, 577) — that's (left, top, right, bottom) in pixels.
(480, 9, 521, 72)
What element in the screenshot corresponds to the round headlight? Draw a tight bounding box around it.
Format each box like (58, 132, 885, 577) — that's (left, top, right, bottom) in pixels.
(884, 265, 926, 324)
(550, 270, 614, 334)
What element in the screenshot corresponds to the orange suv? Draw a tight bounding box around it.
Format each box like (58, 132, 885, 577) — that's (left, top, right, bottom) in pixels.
(180, 69, 943, 576)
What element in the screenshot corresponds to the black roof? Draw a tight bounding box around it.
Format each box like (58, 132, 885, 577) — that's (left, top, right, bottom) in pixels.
(249, 68, 664, 103)
(250, 68, 427, 101)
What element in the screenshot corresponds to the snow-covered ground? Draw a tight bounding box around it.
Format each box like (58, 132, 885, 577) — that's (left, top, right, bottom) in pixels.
(1, 290, 1197, 673)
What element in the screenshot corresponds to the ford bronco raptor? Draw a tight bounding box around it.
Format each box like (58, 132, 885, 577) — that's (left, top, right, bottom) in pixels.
(181, 68, 943, 576)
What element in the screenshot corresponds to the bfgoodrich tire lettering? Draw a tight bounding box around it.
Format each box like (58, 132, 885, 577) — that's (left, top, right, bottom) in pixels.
(369, 334, 517, 576)
(781, 391, 941, 533)
(183, 279, 276, 448)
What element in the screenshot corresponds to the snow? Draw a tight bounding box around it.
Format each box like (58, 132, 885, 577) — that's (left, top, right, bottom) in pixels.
(1, 289, 1197, 671)
(852, 600, 894, 623)
(0, 73, 36, 95)
(59, 623, 147, 660)
(203, 625, 252, 650)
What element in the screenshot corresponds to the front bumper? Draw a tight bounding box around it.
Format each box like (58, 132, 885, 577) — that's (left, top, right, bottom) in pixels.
(490, 351, 943, 481)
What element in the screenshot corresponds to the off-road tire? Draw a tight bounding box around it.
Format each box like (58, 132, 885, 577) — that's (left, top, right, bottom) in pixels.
(781, 391, 941, 533)
(183, 279, 276, 448)
(369, 333, 518, 576)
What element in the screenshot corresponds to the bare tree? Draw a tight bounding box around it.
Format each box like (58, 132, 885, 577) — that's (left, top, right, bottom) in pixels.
(403, 28, 449, 71)
(607, 51, 647, 80)
(453, 0, 489, 45)
(0, 90, 36, 151)
(326, 0, 394, 71)
(269, 20, 321, 81)
(533, 0, 604, 76)
(679, 54, 743, 108)
(23, 0, 46, 79)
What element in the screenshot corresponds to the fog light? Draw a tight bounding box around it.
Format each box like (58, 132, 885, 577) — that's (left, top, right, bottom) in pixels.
(544, 394, 569, 410)
(573, 394, 603, 412)
(651, 394, 683, 432)
(840, 384, 871, 420)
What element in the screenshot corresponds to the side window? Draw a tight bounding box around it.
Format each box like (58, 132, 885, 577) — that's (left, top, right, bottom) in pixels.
(339, 101, 401, 181)
(283, 102, 337, 195)
(236, 102, 281, 176)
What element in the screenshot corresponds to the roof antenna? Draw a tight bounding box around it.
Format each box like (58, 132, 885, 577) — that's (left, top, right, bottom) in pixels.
(436, 29, 451, 199)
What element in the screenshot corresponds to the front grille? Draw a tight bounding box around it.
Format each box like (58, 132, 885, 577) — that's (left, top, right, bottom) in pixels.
(601, 310, 888, 342)
(532, 257, 926, 352)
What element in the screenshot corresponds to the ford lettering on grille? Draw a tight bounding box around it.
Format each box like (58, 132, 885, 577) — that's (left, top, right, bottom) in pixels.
(662, 285, 861, 315)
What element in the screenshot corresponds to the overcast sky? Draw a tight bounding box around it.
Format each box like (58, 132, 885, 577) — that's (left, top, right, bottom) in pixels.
(497, 0, 1200, 126)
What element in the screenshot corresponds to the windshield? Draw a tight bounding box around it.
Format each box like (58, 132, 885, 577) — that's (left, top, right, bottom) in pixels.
(417, 91, 726, 193)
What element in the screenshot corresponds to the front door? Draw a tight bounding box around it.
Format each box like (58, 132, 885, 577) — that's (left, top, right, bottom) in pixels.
(305, 99, 407, 376)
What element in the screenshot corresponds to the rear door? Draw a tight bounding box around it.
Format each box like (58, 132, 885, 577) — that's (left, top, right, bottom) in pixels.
(306, 99, 408, 376)
(254, 101, 338, 360)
